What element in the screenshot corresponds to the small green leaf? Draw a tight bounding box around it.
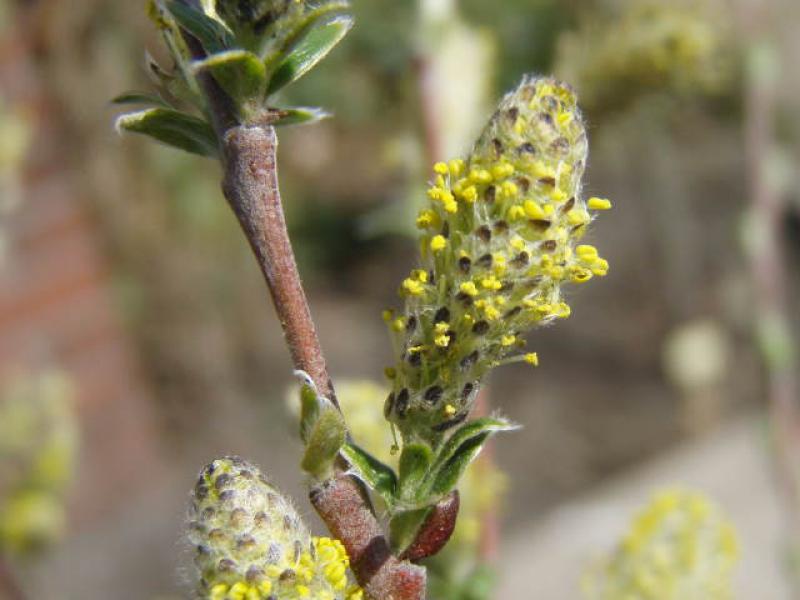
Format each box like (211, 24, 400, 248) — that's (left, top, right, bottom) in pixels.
(267, 14, 353, 94)
(192, 50, 267, 107)
(301, 408, 347, 481)
(298, 383, 320, 443)
(111, 92, 171, 108)
(115, 108, 219, 157)
(426, 432, 490, 499)
(166, 1, 233, 54)
(397, 443, 433, 501)
(341, 442, 397, 504)
(389, 507, 432, 555)
(272, 107, 330, 127)
(421, 417, 518, 500)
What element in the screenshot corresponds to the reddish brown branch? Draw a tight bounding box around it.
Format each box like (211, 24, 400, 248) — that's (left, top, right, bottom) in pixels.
(219, 125, 424, 599)
(220, 126, 337, 405)
(311, 475, 426, 600)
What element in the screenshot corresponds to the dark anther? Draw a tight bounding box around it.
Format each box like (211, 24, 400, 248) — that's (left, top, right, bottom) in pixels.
(506, 107, 519, 123)
(279, 569, 296, 582)
(407, 315, 418, 332)
(541, 240, 557, 252)
(396, 389, 410, 418)
(511, 251, 530, 268)
(428, 270, 436, 284)
(550, 137, 570, 154)
(461, 382, 475, 400)
(518, 142, 536, 154)
(476, 225, 492, 242)
(484, 185, 496, 204)
(458, 256, 472, 274)
(472, 320, 490, 335)
(455, 292, 474, 307)
(476, 253, 493, 268)
(562, 197, 575, 212)
(424, 386, 443, 404)
(494, 220, 509, 234)
(460, 350, 479, 370)
(408, 352, 422, 367)
(384, 393, 395, 418)
(505, 306, 522, 318)
(246, 566, 264, 583)
(432, 412, 469, 432)
(218, 490, 235, 502)
(492, 138, 503, 156)
(434, 307, 450, 323)
(538, 112, 554, 126)
(538, 177, 556, 187)
(442, 221, 450, 238)
(517, 176, 531, 193)
(529, 219, 551, 231)
(218, 559, 236, 572)
(499, 281, 514, 293)
(214, 473, 232, 490)
(283, 515, 293, 531)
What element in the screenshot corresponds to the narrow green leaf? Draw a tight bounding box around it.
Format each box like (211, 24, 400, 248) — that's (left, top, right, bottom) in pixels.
(166, 1, 233, 54)
(301, 408, 347, 481)
(115, 108, 219, 157)
(340, 442, 397, 504)
(397, 443, 433, 502)
(421, 417, 518, 500)
(272, 107, 330, 127)
(267, 14, 353, 94)
(426, 432, 490, 499)
(111, 92, 171, 108)
(192, 49, 267, 106)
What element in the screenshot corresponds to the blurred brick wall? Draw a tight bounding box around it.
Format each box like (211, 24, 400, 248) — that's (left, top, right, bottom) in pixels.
(0, 20, 164, 524)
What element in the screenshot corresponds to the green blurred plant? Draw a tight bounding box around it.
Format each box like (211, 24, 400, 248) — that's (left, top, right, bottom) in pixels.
(583, 489, 739, 600)
(0, 99, 33, 264)
(555, 0, 735, 115)
(0, 370, 77, 557)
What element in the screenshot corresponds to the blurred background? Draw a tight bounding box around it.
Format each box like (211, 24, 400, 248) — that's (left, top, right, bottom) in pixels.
(0, 0, 798, 597)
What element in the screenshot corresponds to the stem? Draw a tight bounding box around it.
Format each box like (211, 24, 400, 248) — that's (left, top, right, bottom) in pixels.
(220, 126, 337, 403)
(219, 125, 425, 598)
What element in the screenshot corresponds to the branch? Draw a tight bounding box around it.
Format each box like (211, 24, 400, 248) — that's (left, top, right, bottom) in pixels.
(220, 125, 337, 403)
(219, 125, 425, 599)
(311, 475, 426, 600)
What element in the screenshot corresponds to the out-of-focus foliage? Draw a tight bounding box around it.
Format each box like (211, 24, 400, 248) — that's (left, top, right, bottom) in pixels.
(583, 489, 739, 600)
(0, 370, 78, 557)
(555, 0, 736, 115)
(0, 99, 32, 263)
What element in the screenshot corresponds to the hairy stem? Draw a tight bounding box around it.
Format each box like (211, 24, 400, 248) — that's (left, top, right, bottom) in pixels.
(311, 475, 426, 600)
(219, 125, 424, 599)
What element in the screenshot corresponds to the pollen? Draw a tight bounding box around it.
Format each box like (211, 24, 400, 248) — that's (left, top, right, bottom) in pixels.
(430, 235, 448, 252)
(588, 196, 613, 210)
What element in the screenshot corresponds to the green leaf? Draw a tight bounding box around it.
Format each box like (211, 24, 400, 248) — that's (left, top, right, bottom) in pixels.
(422, 417, 518, 500)
(341, 442, 397, 504)
(267, 14, 353, 94)
(389, 507, 431, 555)
(397, 443, 433, 502)
(272, 107, 330, 127)
(111, 92, 171, 109)
(166, 1, 233, 54)
(301, 408, 347, 481)
(192, 50, 267, 107)
(115, 108, 219, 157)
(298, 383, 320, 443)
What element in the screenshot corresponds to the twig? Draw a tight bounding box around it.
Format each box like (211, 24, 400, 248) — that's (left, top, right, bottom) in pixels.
(218, 125, 425, 598)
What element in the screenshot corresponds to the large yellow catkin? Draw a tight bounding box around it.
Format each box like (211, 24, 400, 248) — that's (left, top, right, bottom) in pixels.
(384, 76, 610, 444)
(187, 457, 362, 600)
(584, 489, 739, 600)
